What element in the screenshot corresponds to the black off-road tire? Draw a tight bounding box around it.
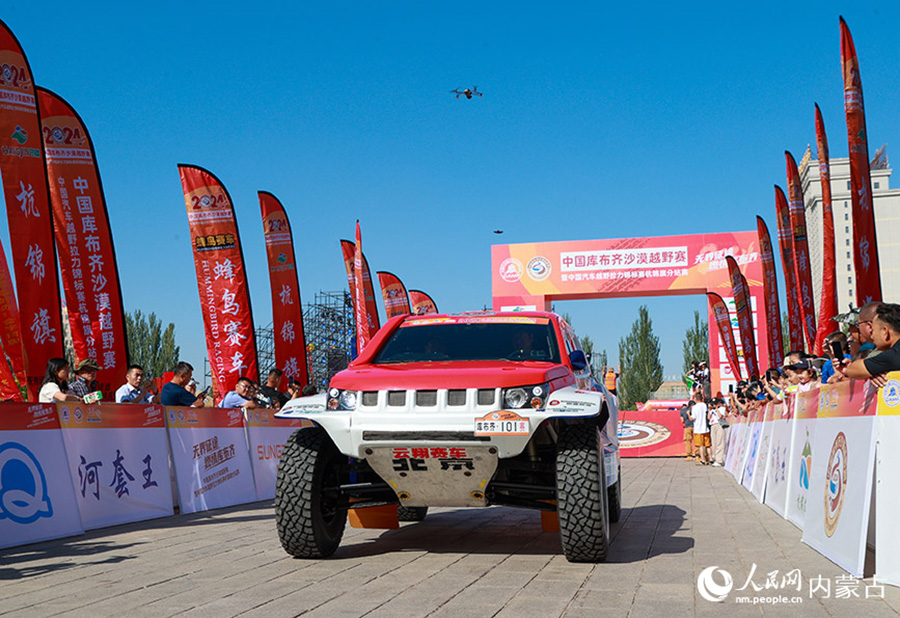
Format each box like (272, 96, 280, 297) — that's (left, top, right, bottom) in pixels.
(275, 427, 348, 558)
(607, 462, 622, 523)
(556, 424, 610, 562)
(397, 506, 428, 522)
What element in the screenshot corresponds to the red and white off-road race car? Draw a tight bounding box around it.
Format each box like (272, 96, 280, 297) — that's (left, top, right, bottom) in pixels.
(274, 311, 620, 562)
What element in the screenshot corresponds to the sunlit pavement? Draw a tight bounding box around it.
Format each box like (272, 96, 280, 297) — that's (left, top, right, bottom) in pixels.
(1, 458, 898, 617)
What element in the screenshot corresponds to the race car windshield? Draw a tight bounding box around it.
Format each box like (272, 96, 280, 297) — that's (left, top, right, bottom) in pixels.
(373, 321, 562, 364)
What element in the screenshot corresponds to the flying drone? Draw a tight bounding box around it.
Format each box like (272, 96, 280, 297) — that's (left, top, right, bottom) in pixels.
(452, 86, 483, 99)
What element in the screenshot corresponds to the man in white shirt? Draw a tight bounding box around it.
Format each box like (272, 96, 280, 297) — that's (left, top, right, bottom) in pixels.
(689, 391, 711, 465)
(709, 397, 728, 466)
(115, 364, 158, 404)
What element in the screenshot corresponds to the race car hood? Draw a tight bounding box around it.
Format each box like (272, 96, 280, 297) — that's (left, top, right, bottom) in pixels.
(329, 361, 572, 390)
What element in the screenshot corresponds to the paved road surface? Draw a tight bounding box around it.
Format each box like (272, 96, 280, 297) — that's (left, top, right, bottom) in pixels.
(2, 458, 898, 617)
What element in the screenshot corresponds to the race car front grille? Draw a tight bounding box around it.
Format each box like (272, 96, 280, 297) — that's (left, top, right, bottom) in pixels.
(447, 389, 466, 406)
(415, 390, 437, 406)
(362, 391, 378, 406)
(387, 391, 406, 406)
(477, 389, 495, 405)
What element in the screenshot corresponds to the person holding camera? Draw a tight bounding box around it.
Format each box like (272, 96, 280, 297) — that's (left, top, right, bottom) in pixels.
(160, 361, 207, 407)
(842, 303, 900, 387)
(221, 377, 260, 409)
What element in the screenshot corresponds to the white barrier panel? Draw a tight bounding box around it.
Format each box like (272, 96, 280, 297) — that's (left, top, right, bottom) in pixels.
(57, 403, 173, 530)
(724, 416, 747, 480)
(740, 408, 764, 490)
(0, 403, 84, 549)
(876, 375, 900, 586)
(749, 405, 776, 503)
(763, 403, 794, 518)
(244, 408, 312, 501)
(802, 381, 877, 578)
(166, 406, 257, 514)
(785, 390, 818, 529)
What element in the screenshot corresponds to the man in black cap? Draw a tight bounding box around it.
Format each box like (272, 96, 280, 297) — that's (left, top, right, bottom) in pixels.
(69, 359, 101, 399)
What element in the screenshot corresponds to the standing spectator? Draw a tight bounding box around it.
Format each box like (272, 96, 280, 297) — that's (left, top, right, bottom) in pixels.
(843, 303, 900, 387)
(258, 369, 289, 408)
(603, 365, 619, 396)
(285, 378, 304, 402)
(115, 364, 158, 403)
(709, 396, 728, 467)
(221, 377, 259, 409)
(680, 401, 697, 461)
(68, 359, 100, 399)
(160, 361, 206, 407)
(38, 358, 81, 403)
(698, 361, 711, 399)
(689, 391, 711, 465)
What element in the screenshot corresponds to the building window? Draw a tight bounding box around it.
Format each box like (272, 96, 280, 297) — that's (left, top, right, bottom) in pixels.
(845, 213, 849, 220)
(849, 277, 852, 284)
(844, 201, 848, 208)
(847, 251, 851, 259)
(847, 181, 851, 190)
(848, 264, 852, 271)
(846, 239, 850, 246)
(874, 182, 880, 189)
(845, 226, 850, 233)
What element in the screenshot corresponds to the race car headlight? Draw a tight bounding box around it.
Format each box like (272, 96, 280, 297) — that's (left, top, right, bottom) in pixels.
(327, 388, 357, 410)
(502, 383, 548, 409)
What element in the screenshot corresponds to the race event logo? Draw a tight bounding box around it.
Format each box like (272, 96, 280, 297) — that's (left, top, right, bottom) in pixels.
(0, 442, 53, 524)
(526, 256, 551, 281)
(697, 566, 733, 602)
(499, 258, 523, 283)
(617, 421, 670, 449)
(824, 432, 848, 538)
(881, 379, 900, 407)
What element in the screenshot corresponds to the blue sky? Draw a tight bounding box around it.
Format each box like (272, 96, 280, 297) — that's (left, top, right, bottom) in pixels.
(2, 2, 899, 384)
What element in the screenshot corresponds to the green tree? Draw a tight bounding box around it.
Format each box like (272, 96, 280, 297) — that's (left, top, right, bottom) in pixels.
(617, 306, 663, 410)
(682, 310, 709, 374)
(125, 310, 181, 378)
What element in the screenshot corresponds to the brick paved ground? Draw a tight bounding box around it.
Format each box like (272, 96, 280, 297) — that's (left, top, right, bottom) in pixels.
(1, 458, 898, 617)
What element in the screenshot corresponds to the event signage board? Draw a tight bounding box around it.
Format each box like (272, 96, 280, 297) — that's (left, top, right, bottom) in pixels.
(617, 409, 684, 458)
(785, 389, 819, 529)
(763, 403, 795, 518)
(377, 271, 411, 319)
(56, 403, 173, 530)
(725, 413, 748, 479)
(740, 407, 765, 490)
(409, 290, 438, 315)
(38, 88, 128, 397)
(244, 408, 312, 500)
(801, 380, 877, 578)
(749, 404, 776, 503)
(0, 402, 83, 549)
(875, 374, 900, 586)
(165, 406, 256, 514)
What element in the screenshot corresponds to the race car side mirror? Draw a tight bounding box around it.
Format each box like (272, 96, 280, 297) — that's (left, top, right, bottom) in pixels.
(569, 350, 590, 377)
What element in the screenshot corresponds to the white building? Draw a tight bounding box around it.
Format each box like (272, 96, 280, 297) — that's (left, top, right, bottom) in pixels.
(799, 146, 900, 315)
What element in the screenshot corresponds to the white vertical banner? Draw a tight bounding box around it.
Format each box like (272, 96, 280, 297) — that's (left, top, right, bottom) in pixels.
(0, 403, 84, 549)
(244, 408, 312, 500)
(165, 406, 257, 514)
(785, 391, 818, 530)
(740, 408, 765, 490)
(57, 403, 173, 530)
(749, 405, 776, 503)
(801, 381, 877, 578)
(763, 403, 795, 518)
(875, 375, 900, 586)
(724, 417, 748, 479)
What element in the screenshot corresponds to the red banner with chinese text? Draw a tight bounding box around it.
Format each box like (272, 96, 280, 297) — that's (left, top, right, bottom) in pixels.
(409, 290, 438, 315)
(38, 88, 128, 397)
(775, 185, 805, 352)
(259, 192, 307, 388)
(785, 151, 817, 350)
(353, 222, 370, 353)
(814, 104, 838, 355)
(377, 271, 411, 319)
(178, 165, 258, 401)
(840, 17, 881, 305)
(707, 292, 742, 382)
(0, 235, 26, 399)
(339, 239, 380, 338)
(726, 256, 759, 379)
(756, 217, 784, 369)
(0, 21, 64, 394)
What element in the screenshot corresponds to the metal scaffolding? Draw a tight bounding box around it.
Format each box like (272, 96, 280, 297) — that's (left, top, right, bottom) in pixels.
(254, 290, 354, 392)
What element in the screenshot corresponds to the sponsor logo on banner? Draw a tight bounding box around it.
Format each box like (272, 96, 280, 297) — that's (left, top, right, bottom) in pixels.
(617, 421, 670, 448)
(526, 256, 551, 281)
(60, 406, 70, 423)
(824, 432, 848, 538)
(168, 409, 176, 424)
(882, 380, 900, 407)
(499, 258, 523, 283)
(0, 442, 53, 524)
(74, 406, 83, 423)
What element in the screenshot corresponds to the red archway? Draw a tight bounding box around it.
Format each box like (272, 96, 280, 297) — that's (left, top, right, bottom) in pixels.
(491, 231, 767, 395)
